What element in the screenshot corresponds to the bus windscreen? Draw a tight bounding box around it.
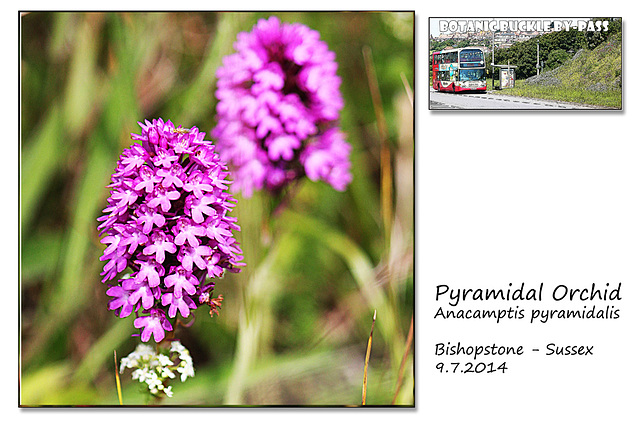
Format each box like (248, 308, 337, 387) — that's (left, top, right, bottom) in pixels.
(459, 69, 485, 81)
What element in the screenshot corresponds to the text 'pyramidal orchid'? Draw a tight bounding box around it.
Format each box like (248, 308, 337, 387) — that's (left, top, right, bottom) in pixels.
(98, 118, 243, 343)
(213, 16, 352, 197)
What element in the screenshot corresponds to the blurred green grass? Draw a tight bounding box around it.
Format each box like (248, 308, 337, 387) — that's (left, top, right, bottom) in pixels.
(20, 11, 414, 406)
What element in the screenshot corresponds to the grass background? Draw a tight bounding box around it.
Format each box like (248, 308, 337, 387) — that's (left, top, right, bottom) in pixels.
(20, 11, 414, 406)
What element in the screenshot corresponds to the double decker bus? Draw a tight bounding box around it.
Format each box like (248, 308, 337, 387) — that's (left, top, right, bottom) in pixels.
(432, 47, 487, 93)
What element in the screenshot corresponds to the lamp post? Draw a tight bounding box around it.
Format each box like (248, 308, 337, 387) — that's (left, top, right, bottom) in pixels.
(536, 40, 540, 76)
(492, 31, 496, 90)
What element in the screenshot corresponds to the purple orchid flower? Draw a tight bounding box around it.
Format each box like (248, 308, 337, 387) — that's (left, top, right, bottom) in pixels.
(98, 118, 243, 342)
(212, 16, 352, 197)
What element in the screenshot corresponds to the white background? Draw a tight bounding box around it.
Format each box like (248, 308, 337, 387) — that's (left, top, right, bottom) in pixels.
(8, 1, 639, 426)
(423, 5, 639, 426)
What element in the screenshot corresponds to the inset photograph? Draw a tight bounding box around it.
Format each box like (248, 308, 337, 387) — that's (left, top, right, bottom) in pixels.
(429, 17, 622, 110)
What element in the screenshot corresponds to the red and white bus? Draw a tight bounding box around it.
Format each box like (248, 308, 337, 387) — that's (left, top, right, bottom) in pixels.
(432, 47, 487, 93)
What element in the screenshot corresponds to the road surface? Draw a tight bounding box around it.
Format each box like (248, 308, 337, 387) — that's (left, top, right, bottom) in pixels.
(430, 89, 596, 110)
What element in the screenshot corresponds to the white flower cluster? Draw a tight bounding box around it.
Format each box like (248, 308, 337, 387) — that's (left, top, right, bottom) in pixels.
(120, 340, 195, 398)
(170, 340, 195, 382)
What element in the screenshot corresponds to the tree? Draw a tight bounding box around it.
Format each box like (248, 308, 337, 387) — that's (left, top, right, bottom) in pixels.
(584, 18, 622, 49)
(490, 28, 587, 79)
(545, 49, 571, 71)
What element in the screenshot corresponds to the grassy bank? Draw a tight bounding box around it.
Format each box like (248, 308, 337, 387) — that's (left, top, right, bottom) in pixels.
(498, 32, 622, 109)
(497, 81, 621, 108)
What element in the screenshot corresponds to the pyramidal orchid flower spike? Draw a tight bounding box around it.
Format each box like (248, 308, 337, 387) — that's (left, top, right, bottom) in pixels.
(98, 118, 244, 343)
(213, 16, 352, 197)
